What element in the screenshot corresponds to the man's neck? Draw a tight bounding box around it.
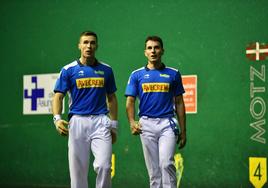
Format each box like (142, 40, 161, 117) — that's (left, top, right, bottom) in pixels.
(147, 61, 162, 70)
(80, 57, 96, 66)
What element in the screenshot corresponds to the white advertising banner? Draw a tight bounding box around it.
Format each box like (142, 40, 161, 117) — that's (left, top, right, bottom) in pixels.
(23, 73, 64, 115)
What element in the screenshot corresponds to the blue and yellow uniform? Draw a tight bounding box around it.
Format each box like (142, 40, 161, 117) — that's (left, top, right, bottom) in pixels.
(125, 64, 184, 118)
(54, 59, 117, 188)
(125, 63, 185, 188)
(54, 59, 117, 116)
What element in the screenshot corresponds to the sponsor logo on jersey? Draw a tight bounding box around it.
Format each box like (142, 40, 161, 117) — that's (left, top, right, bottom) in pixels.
(78, 70, 84, 76)
(144, 74, 150, 79)
(160, 74, 170, 78)
(94, 70, 105, 75)
(142, 82, 169, 93)
(76, 77, 104, 89)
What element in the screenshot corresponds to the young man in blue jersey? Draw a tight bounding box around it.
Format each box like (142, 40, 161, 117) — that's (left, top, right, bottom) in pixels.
(52, 31, 118, 188)
(125, 36, 186, 188)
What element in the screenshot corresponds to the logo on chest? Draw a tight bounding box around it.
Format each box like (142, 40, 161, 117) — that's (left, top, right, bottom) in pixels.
(94, 70, 105, 75)
(142, 83, 169, 93)
(144, 74, 150, 79)
(160, 74, 170, 78)
(78, 70, 84, 76)
(76, 77, 104, 89)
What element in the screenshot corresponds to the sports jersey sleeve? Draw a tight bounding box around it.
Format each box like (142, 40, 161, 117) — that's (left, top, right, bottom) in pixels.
(106, 69, 117, 94)
(125, 72, 138, 97)
(173, 70, 185, 96)
(54, 68, 70, 94)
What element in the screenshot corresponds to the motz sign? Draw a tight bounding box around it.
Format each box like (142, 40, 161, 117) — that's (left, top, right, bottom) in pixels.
(246, 42, 267, 188)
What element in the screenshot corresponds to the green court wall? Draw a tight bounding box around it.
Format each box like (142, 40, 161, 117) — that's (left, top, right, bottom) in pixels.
(0, 0, 267, 187)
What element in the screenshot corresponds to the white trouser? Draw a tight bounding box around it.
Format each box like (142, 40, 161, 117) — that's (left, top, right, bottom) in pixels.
(68, 114, 112, 188)
(139, 116, 178, 188)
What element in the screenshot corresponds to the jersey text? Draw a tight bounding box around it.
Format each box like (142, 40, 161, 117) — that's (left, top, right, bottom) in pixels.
(142, 83, 169, 93)
(76, 77, 104, 89)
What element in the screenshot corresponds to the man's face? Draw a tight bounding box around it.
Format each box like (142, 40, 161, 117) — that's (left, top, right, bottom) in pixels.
(144, 40, 164, 63)
(78, 35, 98, 58)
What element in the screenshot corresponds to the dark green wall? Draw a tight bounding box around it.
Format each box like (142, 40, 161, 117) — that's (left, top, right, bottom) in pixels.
(0, 0, 267, 187)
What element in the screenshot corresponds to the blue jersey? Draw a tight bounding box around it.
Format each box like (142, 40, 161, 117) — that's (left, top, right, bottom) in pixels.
(125, 64, 184, 118)
(54, 59, 117, 116)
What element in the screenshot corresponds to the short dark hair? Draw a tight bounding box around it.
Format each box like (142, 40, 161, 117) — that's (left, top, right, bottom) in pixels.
(145, 36, 163, 48)
(79, 31, 98, 42)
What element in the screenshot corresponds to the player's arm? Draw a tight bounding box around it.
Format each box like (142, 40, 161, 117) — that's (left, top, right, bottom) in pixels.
(174, 95, 186, 149)
(126, 96, 142, 135)
(107, 93, 118, 144)
(107, 93, 118, 121)
(52, 92, 69, 136)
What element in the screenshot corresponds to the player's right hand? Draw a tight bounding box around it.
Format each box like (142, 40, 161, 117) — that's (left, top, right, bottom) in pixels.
(54, 120, 69, 136)
(111, 129, 117, 144)
(130, 121, 142, 135)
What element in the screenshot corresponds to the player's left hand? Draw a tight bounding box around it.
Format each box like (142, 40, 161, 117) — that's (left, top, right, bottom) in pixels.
(111, 129, 117, 144)
(178, 131, 186, 149)
(130, 121, 142, 135)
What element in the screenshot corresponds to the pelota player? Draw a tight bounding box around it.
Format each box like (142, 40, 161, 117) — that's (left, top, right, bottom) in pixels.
(125, 36, 186, 188)
(52, 31, 118, 188)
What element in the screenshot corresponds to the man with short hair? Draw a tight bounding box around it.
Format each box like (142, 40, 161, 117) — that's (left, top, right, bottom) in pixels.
(52, 31, 118, 188)
(125, 36, 186, 188)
